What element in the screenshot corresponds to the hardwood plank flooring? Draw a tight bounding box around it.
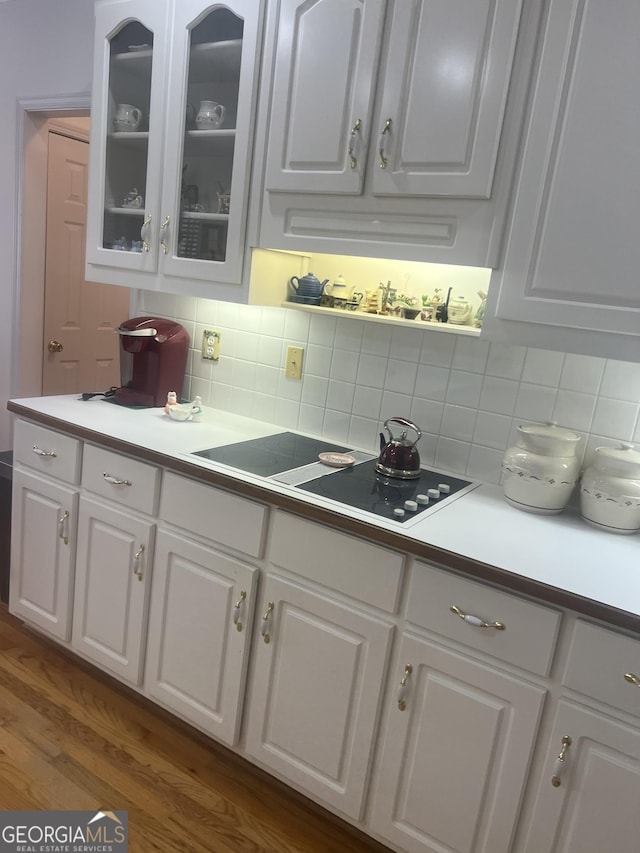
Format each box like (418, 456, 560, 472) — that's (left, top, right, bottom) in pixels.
(0, 605, 391, 853)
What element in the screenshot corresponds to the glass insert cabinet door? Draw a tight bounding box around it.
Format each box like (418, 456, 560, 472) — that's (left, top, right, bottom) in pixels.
(87, 0, 264, 287)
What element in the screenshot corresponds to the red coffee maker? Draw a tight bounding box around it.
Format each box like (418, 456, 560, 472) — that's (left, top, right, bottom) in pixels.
(115, 317, 189, 407)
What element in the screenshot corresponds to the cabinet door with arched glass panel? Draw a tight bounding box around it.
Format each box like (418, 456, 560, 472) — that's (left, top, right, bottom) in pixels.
(159, 0, 264, 284)
(86, 0, 170, 273)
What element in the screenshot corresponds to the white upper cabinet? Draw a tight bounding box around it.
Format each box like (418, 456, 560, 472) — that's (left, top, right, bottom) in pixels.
(484, 0, 640, 362)
(264, 0, 386, 195)
(371, 0, 523, 200)
(260, 0, 532, 266)
(86, 0, 265, 296)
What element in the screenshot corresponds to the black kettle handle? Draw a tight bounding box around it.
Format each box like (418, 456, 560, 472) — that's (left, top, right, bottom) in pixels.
(384, 417, 422, 441)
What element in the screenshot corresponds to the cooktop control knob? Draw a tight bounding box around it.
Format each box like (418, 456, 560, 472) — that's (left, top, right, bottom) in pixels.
(393, 507, 405, 518)
(427, 488, 440, 500)
(404, 500, 418, 512)
(416, 494, 429, 505)
(438, 483, 451, 494)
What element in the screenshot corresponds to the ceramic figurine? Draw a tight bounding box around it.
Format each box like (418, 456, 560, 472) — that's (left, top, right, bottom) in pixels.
(474, 290, 487, 327)
(190, 396, 203, 422)
(363, 289, 380, 313)
(164, 391, 178, 414)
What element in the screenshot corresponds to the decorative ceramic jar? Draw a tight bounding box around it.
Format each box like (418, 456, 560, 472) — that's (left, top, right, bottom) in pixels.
(447, 295, 473, 324)
(501, 421, 581, 514)
(326, 274, 352, 301)
(580, 442, 640, 534)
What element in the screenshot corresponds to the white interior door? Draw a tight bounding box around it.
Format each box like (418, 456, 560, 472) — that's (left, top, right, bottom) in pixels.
(43, 131, 130, 395)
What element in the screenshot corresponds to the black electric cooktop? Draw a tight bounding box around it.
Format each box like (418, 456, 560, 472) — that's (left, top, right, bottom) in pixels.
(295, 458, 472, 523)
(192, 432, 351, 478)
(192, 431, 474, 523)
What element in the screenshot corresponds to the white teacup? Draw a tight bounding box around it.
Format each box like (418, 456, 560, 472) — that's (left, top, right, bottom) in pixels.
(196, 100, 226, 129)
(113, 103, 142, 132)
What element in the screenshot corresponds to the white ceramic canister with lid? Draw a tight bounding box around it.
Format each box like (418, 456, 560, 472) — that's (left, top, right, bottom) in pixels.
(501, 421, 581, 514)
(447, 295, 473, 325)
(580, 442, 640, 534)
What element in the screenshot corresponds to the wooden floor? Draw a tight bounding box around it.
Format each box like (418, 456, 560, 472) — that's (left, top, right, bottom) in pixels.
(0, 605, 390, 853)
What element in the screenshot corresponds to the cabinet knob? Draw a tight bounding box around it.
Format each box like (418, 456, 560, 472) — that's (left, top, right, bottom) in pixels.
(133, 544, 145, 581)
(624, 672, 640, 687)
(32, 444, 57, 458)
(397, 663, 413, 711)
(378, 118, 392, 169)
(58, 510, 70, 545)
(233, 589, 247, 632)
(141, 214, 152, 252)
(348, 118, 362, 169)
(261, 601, 274, 644)
(450, 604, 505, 631)
(160, 215, 170, 254)
(103, 472, 132, 487)
(551, 735, 572, 787)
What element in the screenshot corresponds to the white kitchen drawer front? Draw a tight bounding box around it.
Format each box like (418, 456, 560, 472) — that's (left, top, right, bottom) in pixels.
(82, 444, 160, 516)
(269, 511, 404, 613)
(407, 562, 561, 676)
(563, 620, 640, 717)
(14, 420, 81, 484)
(159, 472, 267, 559)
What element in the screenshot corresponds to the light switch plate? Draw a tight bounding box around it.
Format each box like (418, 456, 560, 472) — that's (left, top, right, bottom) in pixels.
(285, 346, 304, 379)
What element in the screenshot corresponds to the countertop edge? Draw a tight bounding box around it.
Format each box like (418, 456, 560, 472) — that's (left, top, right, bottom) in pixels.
(8, 400, 640, 635)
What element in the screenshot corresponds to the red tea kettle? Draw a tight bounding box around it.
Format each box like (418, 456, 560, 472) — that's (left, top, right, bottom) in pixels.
(377, 417, 422, 479)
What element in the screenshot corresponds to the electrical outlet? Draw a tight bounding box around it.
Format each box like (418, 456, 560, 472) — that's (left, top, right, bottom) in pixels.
(285, 345, 304, 379)
(202, 329, 221, 361)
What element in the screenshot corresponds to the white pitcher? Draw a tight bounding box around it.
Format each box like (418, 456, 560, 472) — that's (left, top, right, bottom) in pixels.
(113, 103, 142, 132)
(196, 100, 226, 129)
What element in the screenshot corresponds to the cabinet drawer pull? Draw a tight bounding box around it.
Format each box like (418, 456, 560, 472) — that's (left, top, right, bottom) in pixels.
(160, 215, 170, 254)
(233, 589, 247, 632)
(624, 672, 640, 687)
(58, 510, 70, 545)
(133, 544, 145, 581)
(551, 735, 572, 787)
(103, 472, 132, 487)
(261, 601, 274, 644)
(141, 214, 152, 252)
(32, 444, 57, 458)
(378, 118, 392, 169)
(450, 604, 505, 631)
(397, 664, 413, 711)
(348, 118, 362, 169)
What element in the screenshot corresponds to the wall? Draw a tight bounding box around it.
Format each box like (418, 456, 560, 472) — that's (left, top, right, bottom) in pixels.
(137, 288, 640, 485)
(0, 0, 94, 449)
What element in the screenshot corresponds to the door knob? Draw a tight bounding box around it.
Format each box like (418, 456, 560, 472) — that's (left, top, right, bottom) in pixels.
(47, 340, 63, 353)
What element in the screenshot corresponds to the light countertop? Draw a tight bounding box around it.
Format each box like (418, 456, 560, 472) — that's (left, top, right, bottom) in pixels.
(8, 395, 640, 632)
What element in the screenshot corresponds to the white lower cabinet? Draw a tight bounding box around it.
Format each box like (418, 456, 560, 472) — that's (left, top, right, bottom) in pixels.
(71, 496, 155, 685)
(9, 468, 78, 642)
(144, 528, 258, 746)
(517, 619, 640, 852)
(369, 631, 546, 853)
(243, 572, 395, 821)
(10, 419, 640, 852)
(521, 701, 640, 852)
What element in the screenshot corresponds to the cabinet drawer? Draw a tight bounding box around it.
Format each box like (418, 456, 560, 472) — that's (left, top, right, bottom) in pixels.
(269, 511, 404, 613)
(81, 444, 160, 516)
(563, 620, 640, 717)
(14, 420, 81, 484)
(159, 472, 267, 559)
(407, 562, 561, 676)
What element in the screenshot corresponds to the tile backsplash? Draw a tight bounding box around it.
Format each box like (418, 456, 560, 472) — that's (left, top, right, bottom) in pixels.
(137, 290, 640, 485)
